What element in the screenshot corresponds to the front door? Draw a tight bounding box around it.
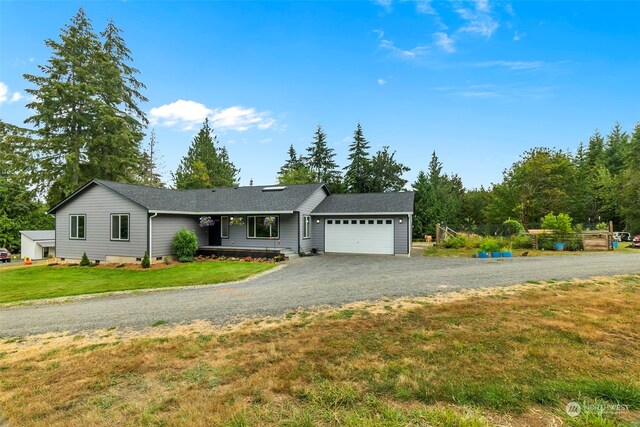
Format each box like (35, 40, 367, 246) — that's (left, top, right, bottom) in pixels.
(208, 217, 222, 246)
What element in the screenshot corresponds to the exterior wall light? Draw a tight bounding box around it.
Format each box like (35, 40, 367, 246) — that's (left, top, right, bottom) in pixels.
(399, 218, 403, 224)
(316, 219, 320, 224)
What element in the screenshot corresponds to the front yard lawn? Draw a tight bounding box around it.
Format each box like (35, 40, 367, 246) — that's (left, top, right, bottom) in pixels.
(0, 261, 276, 303)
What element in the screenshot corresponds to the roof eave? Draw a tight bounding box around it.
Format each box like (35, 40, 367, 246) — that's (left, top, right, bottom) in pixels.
(310, 212, 413, 216)
(149, 210, 296, 215)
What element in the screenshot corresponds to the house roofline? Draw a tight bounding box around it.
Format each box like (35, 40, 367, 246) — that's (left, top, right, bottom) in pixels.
(46, 179, 149, 214)
(148, 210, 295, 215)
(310, 212, 413, 216)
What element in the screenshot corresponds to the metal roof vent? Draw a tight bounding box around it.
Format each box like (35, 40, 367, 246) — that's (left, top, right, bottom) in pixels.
(262, 186, 287, 192)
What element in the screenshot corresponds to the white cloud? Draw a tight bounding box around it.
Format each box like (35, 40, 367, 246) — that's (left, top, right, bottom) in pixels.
(374, 0, 393, 12)
(505, 3, 515, 16)
(433, 32, 455, 53)
(149, 100, 276, 132)
(455, 1, 499, 38)
(416, 0, 436, 15)
(375, 29, 429, 58)
(475, 0, 490, 13)
(474, 60, 544, 70)
(0, 82, 8, 104)
(513, 31, 521, 41)
(0, 82, 23, 105)
(377, 78, 387, 85)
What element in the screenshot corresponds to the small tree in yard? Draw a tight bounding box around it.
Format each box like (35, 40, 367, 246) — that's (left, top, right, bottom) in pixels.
(172, 227, 198, 262)
(141, 251, 150, 268)
(541, 212, 573, 241)
(80, 252, 90, 266)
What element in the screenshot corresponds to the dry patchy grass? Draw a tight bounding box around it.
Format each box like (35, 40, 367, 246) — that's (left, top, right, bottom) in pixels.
(1, 275, 639, 426)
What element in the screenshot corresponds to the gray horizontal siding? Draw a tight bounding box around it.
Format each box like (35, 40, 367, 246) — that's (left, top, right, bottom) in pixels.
(310, 214, 411, 255)
(55, 184, 148, 261)
(297, 187, 327, 253)
(152, 215, 206, 257)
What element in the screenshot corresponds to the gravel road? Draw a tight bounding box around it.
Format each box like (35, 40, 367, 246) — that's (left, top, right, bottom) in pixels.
(1, 253, 638, 337)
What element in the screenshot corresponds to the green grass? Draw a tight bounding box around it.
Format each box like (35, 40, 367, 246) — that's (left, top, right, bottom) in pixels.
(0, 261, 276, 303)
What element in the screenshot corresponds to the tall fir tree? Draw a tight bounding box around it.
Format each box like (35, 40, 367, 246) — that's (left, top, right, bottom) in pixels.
(305, 125, 340, 185)
(276, 145, 315, 185)
(23, 8, 148, 204)
(343, 123, 371, 193)
(139, 130, 165, 187)
(620, 123, 640, 233)
(173, 119, 238, 189)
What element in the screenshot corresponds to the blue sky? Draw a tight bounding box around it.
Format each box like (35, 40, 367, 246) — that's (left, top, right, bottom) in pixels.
(1, 0, 639, 189)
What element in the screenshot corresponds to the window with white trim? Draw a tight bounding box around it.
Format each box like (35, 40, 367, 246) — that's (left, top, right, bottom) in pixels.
(111, 214, 129, 241)
(303, 216, 311, 239)
(247, 215, 279, 239)
(70, 214, 86, 239)
(221, 216, 229, 238)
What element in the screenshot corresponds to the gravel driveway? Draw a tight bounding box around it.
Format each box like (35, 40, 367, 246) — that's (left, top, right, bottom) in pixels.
(1, 253, 639, 337)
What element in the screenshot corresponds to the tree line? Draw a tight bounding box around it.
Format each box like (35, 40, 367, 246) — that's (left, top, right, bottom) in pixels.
(414, 122, 640, 238)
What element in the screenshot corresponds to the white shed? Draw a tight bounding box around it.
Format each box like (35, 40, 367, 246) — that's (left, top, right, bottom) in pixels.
(20, 230, 56, 260)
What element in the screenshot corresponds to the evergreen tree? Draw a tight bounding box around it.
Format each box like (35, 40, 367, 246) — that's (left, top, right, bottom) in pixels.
(305, 125, 340, 184)
(620, 123, 640, 233)
(22, 8, 148, 203)
(87, 18, 148, 181)
(276, 144, 315, 185)
(368, 146, 410, 193)
(412, 152, 462, 237)
(139, 130, 164, 187)
(173, 119, 238, 189)
(343, 123, 371, 193)
(605, 122, 629, 176)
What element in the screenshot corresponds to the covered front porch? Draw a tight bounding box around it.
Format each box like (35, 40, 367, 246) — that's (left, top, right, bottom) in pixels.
(195, 212, 299, 258)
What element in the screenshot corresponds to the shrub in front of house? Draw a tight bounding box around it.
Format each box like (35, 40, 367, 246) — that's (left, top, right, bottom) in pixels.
(141, 251, 151, 268)
(80, 252, 90, 266)
(172, 227, 199, 262)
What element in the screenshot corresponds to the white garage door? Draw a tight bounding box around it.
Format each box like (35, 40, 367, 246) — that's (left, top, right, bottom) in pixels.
(325, 218, 394, 255)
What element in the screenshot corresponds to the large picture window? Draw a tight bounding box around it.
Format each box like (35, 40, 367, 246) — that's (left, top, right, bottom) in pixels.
(247, 215, 279, 239)
(111, 214, 130, 241)
(303, 216, 311, 239)
(70, 214, 86, 240)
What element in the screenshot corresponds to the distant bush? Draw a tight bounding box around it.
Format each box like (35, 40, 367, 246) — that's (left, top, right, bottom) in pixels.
(442, 236, 466, 249)
(596, 222, 608, 231)
(80, 252, 90, 266)
(503, 219, 526, 236)
(511, 234, 533, 249)
(172, 227, 198, 262)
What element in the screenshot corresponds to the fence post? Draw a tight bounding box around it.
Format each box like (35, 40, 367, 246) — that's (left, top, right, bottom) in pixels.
(609, 221, 614, 251)
(435, 224, 440, 244)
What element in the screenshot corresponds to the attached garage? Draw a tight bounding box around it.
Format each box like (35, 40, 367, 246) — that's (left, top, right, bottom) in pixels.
(325, 218, 394, 254)
(310, 192, 414, 256)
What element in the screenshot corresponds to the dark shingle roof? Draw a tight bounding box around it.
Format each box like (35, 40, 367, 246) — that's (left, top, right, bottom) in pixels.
(49, 179, 328, 214)
(311, 192, 414, 215)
